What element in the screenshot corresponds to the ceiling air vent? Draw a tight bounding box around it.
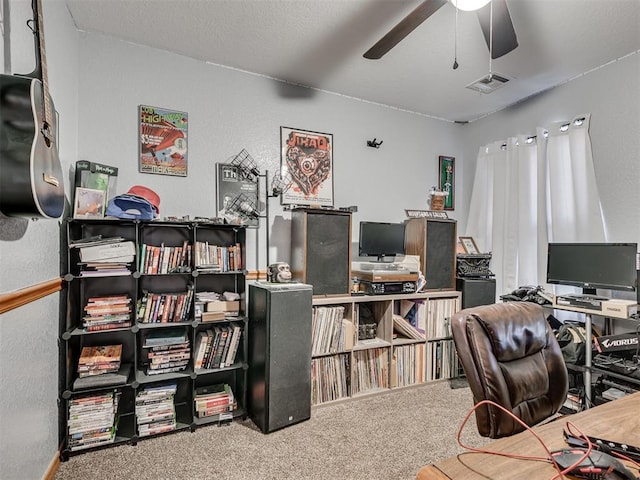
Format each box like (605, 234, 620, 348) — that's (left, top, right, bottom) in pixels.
(466, 73, 511, 94)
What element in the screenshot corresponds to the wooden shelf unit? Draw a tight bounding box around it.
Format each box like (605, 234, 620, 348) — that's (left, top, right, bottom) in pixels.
(310, 291, 462, 406)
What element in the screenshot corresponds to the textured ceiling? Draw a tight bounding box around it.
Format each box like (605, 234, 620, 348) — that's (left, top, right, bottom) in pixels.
(65, 0, 640, 122)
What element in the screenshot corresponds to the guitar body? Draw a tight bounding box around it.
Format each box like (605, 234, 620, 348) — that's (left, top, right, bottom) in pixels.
(0, 72, 64, 218)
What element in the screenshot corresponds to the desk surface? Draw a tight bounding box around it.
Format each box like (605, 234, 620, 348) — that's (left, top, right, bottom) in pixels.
(417, 392, 640, 480)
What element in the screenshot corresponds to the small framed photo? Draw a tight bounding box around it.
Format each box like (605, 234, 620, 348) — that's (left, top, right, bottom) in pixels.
(73, 187, 106, 219)
(459, 236, 479, 254)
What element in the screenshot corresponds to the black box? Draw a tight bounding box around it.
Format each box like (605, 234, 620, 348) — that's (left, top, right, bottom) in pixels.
(247, 282, 313, 433)
(456, 277, 496, 309)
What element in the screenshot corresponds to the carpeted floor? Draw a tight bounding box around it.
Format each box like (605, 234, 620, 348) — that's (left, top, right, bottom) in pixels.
(54, 380, 488, 480)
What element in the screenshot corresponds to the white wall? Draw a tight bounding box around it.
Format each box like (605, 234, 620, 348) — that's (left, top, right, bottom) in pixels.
(0, 1, 78, 479)
(458, 52, 640, 245)
(0, 7, 638, 479)
(76, 33, 463, 268)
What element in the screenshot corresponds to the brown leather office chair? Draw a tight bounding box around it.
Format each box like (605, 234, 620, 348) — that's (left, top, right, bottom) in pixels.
(451, 302, 569, 439)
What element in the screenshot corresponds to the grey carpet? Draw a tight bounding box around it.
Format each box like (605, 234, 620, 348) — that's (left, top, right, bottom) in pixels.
(54, 381, 488, 480)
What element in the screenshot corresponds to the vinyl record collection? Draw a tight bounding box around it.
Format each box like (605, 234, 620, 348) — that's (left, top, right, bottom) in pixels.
(352, 347, 389, 395)
(311, 353, 351, 405)
(393, 343, 426, 387)
(311, 305, 354, 355)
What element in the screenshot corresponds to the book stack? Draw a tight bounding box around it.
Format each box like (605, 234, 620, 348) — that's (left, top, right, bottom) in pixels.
(139, 241, 192, 274)
(72, 236, 136, 277)
(193, 323, 242, 370)
(83, 295, 132, 332)
(67, 390, 120, 451)
(194, 383, 236, 418)
(135, 383, 177, 437)
(137, 287, 194, 323)
(143, 328, 190, 375)
(77, 345, 122, 378)
(194, 241, 242, 272)
(195, 291, 241, 322)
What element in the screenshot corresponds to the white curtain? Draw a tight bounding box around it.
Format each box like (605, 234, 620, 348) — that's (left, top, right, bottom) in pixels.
(465, 114, 605, 299)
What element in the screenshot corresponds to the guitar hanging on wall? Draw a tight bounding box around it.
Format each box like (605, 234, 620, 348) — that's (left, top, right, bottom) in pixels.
(0, 0, 65, 219)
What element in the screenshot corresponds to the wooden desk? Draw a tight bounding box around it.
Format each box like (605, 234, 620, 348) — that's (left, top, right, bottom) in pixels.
(417, 392, 640, 480)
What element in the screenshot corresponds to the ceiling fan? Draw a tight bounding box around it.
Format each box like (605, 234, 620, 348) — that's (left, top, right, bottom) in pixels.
(363, 0, 518, 60)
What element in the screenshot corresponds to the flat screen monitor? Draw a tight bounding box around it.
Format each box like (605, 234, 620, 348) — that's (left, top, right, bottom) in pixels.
(546, 242, 637, 294)
(358, 221, 406, 262)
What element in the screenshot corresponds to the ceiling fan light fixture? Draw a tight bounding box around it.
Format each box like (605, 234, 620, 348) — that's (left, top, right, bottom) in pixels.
(449, 0, 491, 12)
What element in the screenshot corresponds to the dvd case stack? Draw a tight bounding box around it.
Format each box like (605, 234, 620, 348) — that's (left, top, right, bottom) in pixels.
(143, 328, 190, 375)
(135, 383, 177, 437)
(67, 390, 120, 451)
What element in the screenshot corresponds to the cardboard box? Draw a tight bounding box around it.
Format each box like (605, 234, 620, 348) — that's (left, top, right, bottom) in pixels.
(206, 301, 240, 313)
(201, 311, 225, 323)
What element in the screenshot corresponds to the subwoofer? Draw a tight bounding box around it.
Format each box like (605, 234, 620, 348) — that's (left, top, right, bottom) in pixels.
(247, 282, 313, 433)
(456, 277, 497, 309)
(290, 208, 352, 296)
(404, 218, 457, 290)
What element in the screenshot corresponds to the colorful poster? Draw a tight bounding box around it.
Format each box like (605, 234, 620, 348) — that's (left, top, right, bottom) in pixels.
(139, 105, 188, 176)
(280, 127, 333, 207)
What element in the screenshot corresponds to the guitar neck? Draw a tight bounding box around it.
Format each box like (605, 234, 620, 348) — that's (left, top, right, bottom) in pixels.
(34, 0, 52, 127)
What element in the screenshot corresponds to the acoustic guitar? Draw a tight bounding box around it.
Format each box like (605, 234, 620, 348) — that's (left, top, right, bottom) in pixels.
(0, 0, 65, 219)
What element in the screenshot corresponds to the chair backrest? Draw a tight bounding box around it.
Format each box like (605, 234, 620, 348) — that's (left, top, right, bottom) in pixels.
(451, 302, 568, 438)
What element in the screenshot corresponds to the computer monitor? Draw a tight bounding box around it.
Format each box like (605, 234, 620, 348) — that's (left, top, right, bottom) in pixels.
(358, 221, 406, 262)
(546, 243, 638, 295)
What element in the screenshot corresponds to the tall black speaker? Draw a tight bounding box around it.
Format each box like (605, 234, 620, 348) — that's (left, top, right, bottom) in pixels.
(404, 218, 457, 290)
(248, 282, 313, 433)
(456, 277, 497, 309)
(290, 208, 352, 296)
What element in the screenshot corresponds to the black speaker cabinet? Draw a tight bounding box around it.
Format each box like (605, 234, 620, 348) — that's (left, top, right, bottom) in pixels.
(248, 282, 313, 433)
(404, 218, 457, 290)
(290, 208, 352, 296)
(456, 277, 497, 309)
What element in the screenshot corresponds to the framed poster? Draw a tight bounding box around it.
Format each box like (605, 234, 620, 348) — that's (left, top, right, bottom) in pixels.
(438, 155, 455, 210)
(280, 126, 333, 207)
(139, 105, 188, 176)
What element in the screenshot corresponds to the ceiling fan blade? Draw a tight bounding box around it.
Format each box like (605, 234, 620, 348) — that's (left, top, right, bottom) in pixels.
(363, 0, 447, 59)
(477, 0, 518, 59)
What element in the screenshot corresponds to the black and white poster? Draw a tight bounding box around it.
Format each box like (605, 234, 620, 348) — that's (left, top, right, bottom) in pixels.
(215, 163, 259, 227)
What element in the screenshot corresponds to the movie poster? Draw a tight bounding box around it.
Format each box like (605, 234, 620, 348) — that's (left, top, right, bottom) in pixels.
(139, 105, 188, 176)
(280, 127, 333, 207)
